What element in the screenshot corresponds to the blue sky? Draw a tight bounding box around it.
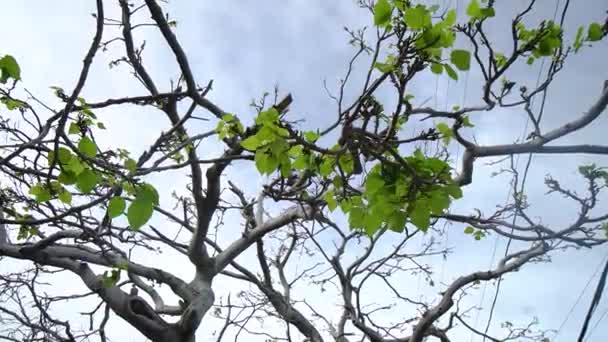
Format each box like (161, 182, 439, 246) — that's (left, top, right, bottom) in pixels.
(1, 0, 608, 341)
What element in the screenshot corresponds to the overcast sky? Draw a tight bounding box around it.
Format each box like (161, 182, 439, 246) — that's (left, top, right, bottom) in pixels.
(1, 0, 608, 341)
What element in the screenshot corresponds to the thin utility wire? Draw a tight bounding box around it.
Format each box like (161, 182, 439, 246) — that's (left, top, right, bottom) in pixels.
(577, 257, 608, 341)
(554, 253, 608, 341)
(480, 1, 572, 340)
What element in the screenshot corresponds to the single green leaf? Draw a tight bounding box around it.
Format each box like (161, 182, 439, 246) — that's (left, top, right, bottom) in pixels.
(431, 63, 444, 74)
(587, 22, 603, 42)
(436, 122, 453, 144)
(365, 173, 385, 195)
(78, 136, 97, 158)
(97, 122, 106, 129)
(450, 49, 471, 71)
(127, 198, 154, 230)
(108, 197, 126, 218)
(58, 190, 72, 204)
(373, 0, 392, 27)
(0, 55, 21, 83)
(57, 147, 73, 165)
(319, 156, 334, 177)
(304, 131, 320, 142)
(66, 157, 85, 175)
(293, 154, 309, 170)
(526, 56, 535, 65)
(444, 9, 457, 26)
(102, 269, 120, 288)
(405, 5, 432, 30)
(410, 202, 431, 232)
(137, 183, 159, 206)
(124, 158, 137, 173)
(76, 168, 98, 193)
(324, 191, 338, 212)
(68, 122, 81, 135)
(464, 226, 475, 234)
(461, 116, 474, 127)
(241, 135, 262, 151)
(573, 26, 584, 52)
(58, 171, 77, 185)
(444, 63, 458, 80)
(373, 61, 395, 73)
(29, 185, 52, 203)
(445, 183, 463, 199)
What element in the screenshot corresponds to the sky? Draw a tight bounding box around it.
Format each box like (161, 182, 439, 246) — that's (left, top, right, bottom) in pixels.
(1, 0, 608, 341)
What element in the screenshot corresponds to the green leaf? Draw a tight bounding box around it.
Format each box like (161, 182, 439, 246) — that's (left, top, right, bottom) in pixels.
(445, 183, 463, 199)
(29, 185, 52, 203)
(462, 116, 474, 127)
(76, 168, 98, 193)
(97, 122, 106, 129)
(436, 122, 453, 144)
(450, 49, 471, 71)
(293, 154, 309, 170)
(124, 158, 137, 174)
(494, 53, 507, 68)
(127, 198, 154, 230)
(410, 202, 431, 232)
(108, 197, 126, 218)
(573, 26, 584, 52)
(241, 135, 263, 151)
(405, 5, 432, 30)
(1, 97, 26, 110)
(365, 173, 385, 195)
(66, 157, 85, 175)
(304, 131, 320, 142)
(324, 191, 338, 212)
(58, 190, 72, 204)
(464, 226, 475, 234)
(56, 147, 73, 165)
(444, 9, 457, 26)
(526, 56, 535, 65)
(58, 171, 77, 185)
(373, 0, 392, 27)
(78, 136, 97, 158)
(137, 184, 159, 205)
(102, 269, 120, 288)
(444, 64, 458, 80)
(373, 61, 395, 73)
(587, 22, 603, 42)
(319, 156, 335, 177)
(68, 122, 81, 135)
(430, 63, 443, 74)
(0, 55, 21, 83)
(466, 0, 494, 21)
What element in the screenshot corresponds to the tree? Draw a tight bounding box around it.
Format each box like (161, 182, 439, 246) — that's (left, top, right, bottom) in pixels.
(1, 0, 607, 341)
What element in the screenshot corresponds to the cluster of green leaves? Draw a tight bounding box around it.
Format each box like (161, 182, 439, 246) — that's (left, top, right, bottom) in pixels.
(516, 21, 562, 65)
(372, 0, 471, 80)
(46, 147, 99, 199)
(464, 226, 487, 240)
(573, 22, 606, 52)
(326, 150, 462, 235)
(465, 0, 495, 22)
(241, 108, 295, 176)
(216, 113, 244, 139)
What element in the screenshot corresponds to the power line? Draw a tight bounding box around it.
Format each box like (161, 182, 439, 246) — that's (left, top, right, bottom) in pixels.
(577, 257, 608, 341)
(585, 306, 608, 341)
(479, 0, 569, 338)
(554, 252, 608, 341)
